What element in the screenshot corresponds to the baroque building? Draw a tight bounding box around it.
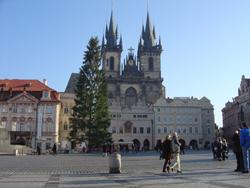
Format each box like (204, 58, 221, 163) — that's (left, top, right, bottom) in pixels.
(0, 79, 60, 153)
(154, 97, 215, 149)
(222, 75, 250, 142)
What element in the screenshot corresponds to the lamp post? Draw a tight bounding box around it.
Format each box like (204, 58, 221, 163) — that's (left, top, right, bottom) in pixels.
(151, 119, 154, 150)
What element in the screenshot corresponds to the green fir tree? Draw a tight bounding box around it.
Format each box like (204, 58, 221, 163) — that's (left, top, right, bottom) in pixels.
(69, 37, 111, 150)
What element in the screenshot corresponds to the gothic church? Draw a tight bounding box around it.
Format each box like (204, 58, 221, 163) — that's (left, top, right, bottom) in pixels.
(65, 11, 164, 150)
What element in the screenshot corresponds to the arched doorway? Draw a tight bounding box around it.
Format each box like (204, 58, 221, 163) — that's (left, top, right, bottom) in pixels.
(16, 137, 26, 145)
(189, 139, 198, 150)
(133, 139, 140, 152)
(143, 139, 150, 151)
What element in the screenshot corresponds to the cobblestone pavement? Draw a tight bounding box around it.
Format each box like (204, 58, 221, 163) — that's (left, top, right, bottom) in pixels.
(0, 150, 250, 187)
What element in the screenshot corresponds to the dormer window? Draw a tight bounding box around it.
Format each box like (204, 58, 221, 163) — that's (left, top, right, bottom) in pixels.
(42, 90, 51, 99)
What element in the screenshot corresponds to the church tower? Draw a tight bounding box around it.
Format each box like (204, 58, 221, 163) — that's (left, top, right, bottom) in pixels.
(137, 12, 162, 79)
(102, 11, 123, 79)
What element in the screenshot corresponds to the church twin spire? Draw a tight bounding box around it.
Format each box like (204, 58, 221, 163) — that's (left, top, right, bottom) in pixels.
(139, 11, 162, 52)
(102, 11, 122, 51)
(102, 11, 161, 53)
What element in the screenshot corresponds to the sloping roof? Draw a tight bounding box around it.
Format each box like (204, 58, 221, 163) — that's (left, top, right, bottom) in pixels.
(0, 79, 59, 102)
(0, 79, 53, 91)
(65, 73, 79, 93)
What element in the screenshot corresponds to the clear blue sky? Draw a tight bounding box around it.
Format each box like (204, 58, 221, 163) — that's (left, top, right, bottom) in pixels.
(1, 0, 250, 127)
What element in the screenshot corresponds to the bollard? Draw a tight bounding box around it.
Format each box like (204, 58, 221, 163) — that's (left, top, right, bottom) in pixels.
(109, 152, 121, 173)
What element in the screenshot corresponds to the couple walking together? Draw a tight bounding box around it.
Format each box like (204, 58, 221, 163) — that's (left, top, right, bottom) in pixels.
(162, 132, 182, 173)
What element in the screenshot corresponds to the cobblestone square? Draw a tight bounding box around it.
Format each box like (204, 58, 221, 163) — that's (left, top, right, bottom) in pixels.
(0, 150, 250, 188)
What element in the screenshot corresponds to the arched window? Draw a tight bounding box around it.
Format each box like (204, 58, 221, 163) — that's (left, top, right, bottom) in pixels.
(125, 87, 137, 108)
(110, 56, 114, 71)
(148, 57, 154, 71)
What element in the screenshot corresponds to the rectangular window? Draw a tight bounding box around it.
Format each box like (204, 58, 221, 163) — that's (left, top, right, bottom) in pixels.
(140, 127, 144, 134)
(2, 105, 7, 113)
(0, 121, 6, 129)
(27, 123, 31, 131)
(189, 127, 193, 134)
(157, 108, 160, 112)
(119, 127, 123, 134)
(164, 127, 167, 133)
(64, 123, 68, 130)
(12, 122, 17, 131)
(133, 115, 136, 118)
(143, 115, 148, 118)
(133, 127, 137, 134)
(47, 106, 53, 114)
(28, 106, 33, 113)
(208, 127, 211, 135)
(137, 115, 142, 118)
(147, 127, 150, 134)
(158, 128, 161, 134)
(112, 127, 116, 133)
(158, 116, 161, 122)
(20, 108, 25, 113)
(195, 127, 198, 134)
(12, 105, 17, 113)
(64, 108, 68, 114)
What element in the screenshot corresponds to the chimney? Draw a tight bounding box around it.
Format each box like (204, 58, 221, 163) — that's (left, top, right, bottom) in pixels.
(43, 79, 48, 86)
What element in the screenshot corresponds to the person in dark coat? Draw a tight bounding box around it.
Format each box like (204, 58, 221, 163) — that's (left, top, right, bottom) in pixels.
(52, 143, 57, 155)
(232, 128, 244, 172)
(37, 145, 41, 155)
(162, 135, 172, 173)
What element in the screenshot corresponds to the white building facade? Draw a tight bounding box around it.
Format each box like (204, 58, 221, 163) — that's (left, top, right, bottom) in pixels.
(154, 97, 215, 149)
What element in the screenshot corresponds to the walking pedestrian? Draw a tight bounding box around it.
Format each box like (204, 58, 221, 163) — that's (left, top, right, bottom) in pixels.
(170, 132, 182, 173)
(240, 123, 250, 173)
(37, 145, 41, 155)
(162, 135, 172, 173)
(52, 143, 57, 155)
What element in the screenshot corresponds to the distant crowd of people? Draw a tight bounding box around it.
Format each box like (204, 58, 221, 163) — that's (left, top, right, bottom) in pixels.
(211, 137, 229, 161)
(36, 143, 57, 155)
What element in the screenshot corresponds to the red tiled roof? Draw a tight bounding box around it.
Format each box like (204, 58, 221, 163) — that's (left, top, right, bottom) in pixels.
(0, 79, 53, 91)
(0, 79, 60, 102)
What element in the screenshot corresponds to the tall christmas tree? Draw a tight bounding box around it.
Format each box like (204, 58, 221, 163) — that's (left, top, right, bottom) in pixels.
(69, 37, 111, 150)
